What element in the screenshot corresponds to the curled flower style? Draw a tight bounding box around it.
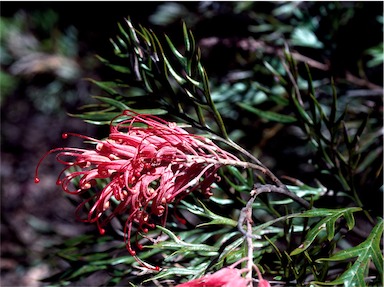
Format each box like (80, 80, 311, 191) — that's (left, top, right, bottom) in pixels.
(35, 110, 240, 259)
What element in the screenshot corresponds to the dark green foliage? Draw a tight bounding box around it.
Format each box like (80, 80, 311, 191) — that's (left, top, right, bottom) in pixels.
(42, 14, 383, 286)
(280, 49, 383, 216)
(315, 218, 383, 287)
(1, 2, 379, 286)
(75, 18, 229, 138)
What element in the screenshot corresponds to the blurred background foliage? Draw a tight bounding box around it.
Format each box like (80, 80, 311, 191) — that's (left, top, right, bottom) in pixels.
(1, 1, 382, 286)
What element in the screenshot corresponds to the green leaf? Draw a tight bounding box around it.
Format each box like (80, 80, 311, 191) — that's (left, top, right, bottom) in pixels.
(216, 236, 245, 264)
(86, 78, 123, 96)
(237, 102, 296, 123)
(95, 55, 132, 74)
(365, 43, 384, 68)
(151, 225, 219, 253)
(41, 264, 108, 283)
(92, 248, 161, 266)
(182, 21, 191, 52)
(165, 34, 187, 66)
(308, 92, 327, 127)
(226, 166, 250, 186)
(289, 88, 314, 125)
(93, 96, 129, 111)
(291, 26, 324, 49)
(290, 207, 362, 256)
(143, 263, 207, 283)
(314, 218, 383, 287)
(163, 55, 187, 85)
(326, 78, 338, 130)
(350, 114, 369, 149)
(70, 111, 122, 125)
(69, 110, 122, 125)
(286, 183, 324, 200)
(185, 73, 202, 87)
(180, 200, 238, 227)
(264, 61, 287, 85)
(61, 234, 96, 247)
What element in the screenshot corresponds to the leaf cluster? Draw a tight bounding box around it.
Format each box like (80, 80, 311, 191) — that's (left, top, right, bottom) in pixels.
(73, 18, 228, 139)
(42, 11, 383, 287)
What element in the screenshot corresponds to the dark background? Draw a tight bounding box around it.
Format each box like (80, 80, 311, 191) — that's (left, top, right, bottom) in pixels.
(1, 2, 382, 286)
(1, 3, 163, 286)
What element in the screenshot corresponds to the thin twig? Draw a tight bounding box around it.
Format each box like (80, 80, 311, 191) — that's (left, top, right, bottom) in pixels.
(207, 134, 312, 209)
(246, 198, 255, 285)
(238, 196, 257, 286)
(209, 135, 285, 187)
(237, 185, 308, 286)
(251, 184, 311, 209)
(238, 194, 274, 287)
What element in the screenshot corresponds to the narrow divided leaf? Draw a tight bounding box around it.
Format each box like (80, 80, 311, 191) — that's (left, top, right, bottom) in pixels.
(237, 102, 296, 123)
(314, 218, 383, 287)
(290, 207, 362, 256)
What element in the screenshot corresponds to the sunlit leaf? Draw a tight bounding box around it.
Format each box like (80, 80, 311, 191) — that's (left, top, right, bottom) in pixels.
(290, 207, 362, 255)
(144, 264, 207, 283)
(92, 96, 129, 111)
(237, 102, 296, 123)
(180, 200, 237, 227)
(291, 26, 324, 49)
(314, 218, 383, 287)
(150, 225, 218, 253)
(165, 34, 187, 65)
(95, 55, 132, 74)
(86, 78, 122, 96)
(70, 111, 122, 125)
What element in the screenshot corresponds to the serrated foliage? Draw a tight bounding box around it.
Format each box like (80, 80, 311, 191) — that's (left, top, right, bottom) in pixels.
(290, 207, 362, 256)
(74, 18, 228, 138)
(314, 218, 383, 287)
(38, 11, 382, 287)
(281, 50, 382, 211)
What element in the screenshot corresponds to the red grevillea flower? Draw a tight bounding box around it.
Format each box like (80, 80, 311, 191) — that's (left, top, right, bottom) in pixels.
(175, 259, 271, 287)
(35, 110, 240, 259)
(175, 267, 249, 287)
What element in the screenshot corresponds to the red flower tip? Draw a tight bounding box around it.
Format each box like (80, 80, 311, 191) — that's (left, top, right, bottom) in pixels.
(97, 224, 105, 235)
(62, 133, 68, 139)
(34, 177, 40, 183)
(128, 248, 136, 256)
(177, 217, 187, 225)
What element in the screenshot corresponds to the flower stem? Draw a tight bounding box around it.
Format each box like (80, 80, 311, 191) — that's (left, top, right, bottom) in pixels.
(186, 155, 311, 209)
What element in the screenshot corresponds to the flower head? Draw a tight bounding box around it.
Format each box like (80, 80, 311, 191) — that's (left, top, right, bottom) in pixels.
(175, 267, 249, 287)
(35, 110, 239, 258)
(175, 258, 271, 287)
